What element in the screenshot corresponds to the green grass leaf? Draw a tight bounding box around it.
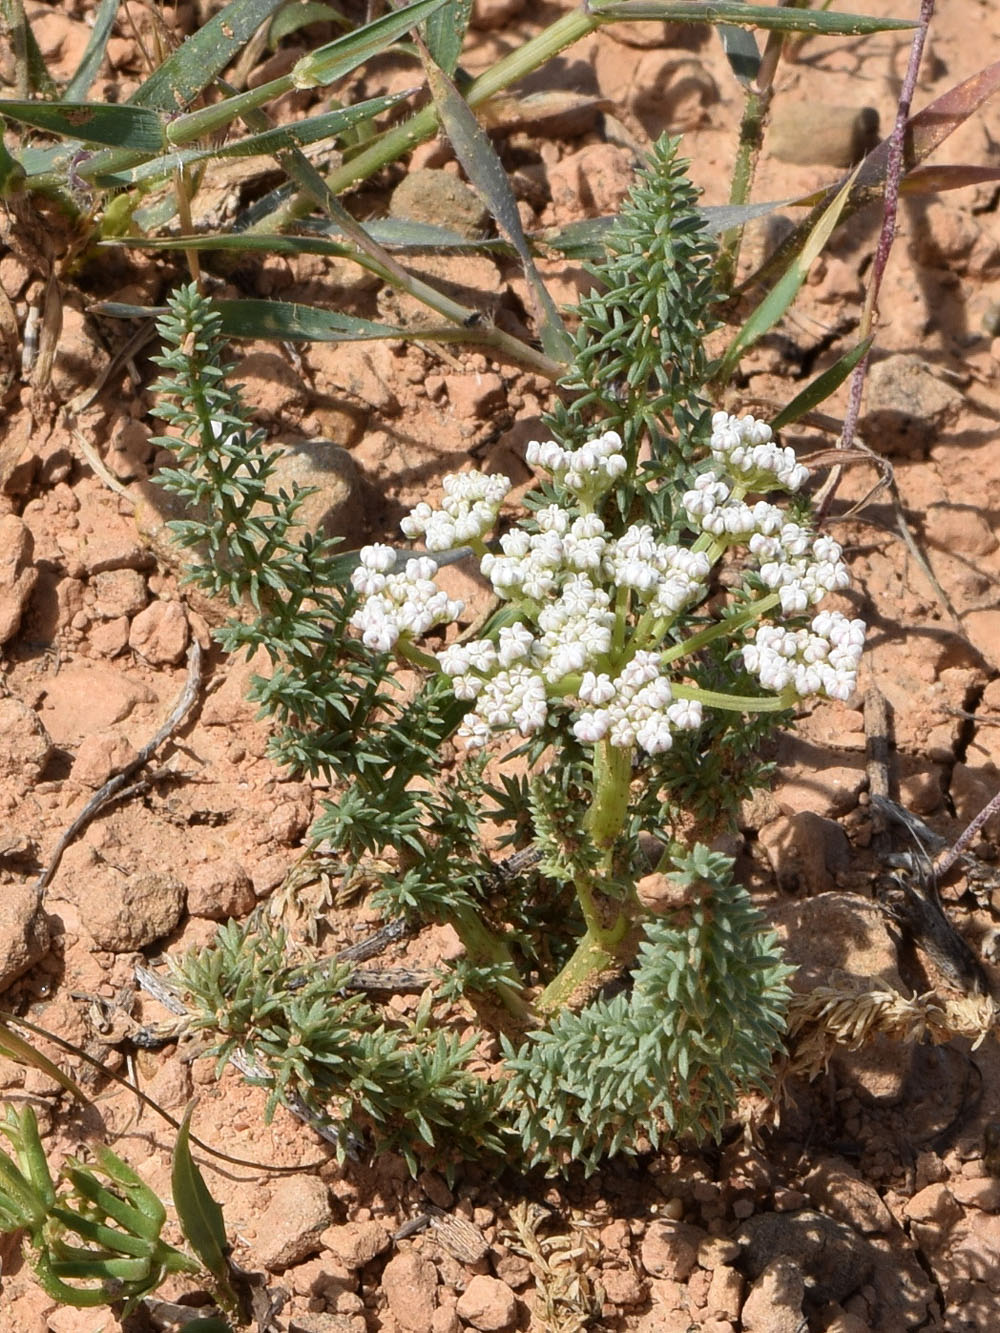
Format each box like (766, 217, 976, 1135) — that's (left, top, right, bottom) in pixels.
(290, 0, 447, 88)
(172, 1103, 229, 1284)
(422, 50, 573, 364)
(64, 0, 120, 100)
(129, 0, 287, 111)
(591, 0, 915, 37)
(718, 166, 859, 382)
(424, 0, 474, 76)
(771, 336, 873, 430)
(0, 100, 163, 151)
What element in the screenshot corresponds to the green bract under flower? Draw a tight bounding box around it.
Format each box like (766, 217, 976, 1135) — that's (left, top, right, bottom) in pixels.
(350, 412, 866, 754)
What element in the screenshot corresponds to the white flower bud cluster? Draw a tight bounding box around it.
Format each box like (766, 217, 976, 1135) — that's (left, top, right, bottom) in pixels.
(709, 411, 809, 491)
(525, 431, 627, 497)
(400, 471, 511, 551)
(573, 652, 703, 754)
(742, 610, 866, 702)
(350, 544, 463, 652)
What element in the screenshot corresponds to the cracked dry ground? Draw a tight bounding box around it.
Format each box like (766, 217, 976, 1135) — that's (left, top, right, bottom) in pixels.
(4, 0, 1000, 1330)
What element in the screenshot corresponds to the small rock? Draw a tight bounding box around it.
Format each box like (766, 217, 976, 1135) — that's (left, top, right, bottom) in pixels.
(698, 1237, 741, 1268)
(186, 860, 256, 921)
(254, 1174, 332, 1271)
(773, 736, 866, 817)
(740, 1258, 805, 1333)
(70, 732, 139, 789)
(38, 662, 155, 744)
(904, 1183, 963, 1226)
(0, 514, 38, 644)
(546, 142, 635, 221)
(454, 1275, 517, 1331)
(381, 1251, 438, 1333)
(233, 351, 308, 425)
(758, 811, 851, 894)
(88, 616, 131, 658)
(129, 599, 190, 665)
(321, 1220, 391, 1270)
(767, 893, 903, 993)
(0, 696, 52, 783)
(923, 503, 997, 558)
(442, 370, 505, 421)
(863, 355, 964, 458)
(706, 1264, 744, 1321)
(389, 169, 489, 239)
(802, 1158, 894, 1234)
(79, 522, 153, 575)
(769, 103, 879, 167)
(640, 1220, 705, 1280)
(737, 1210, 873, 1306)
(50, 305, 110, 401)
(601, 1266, 647, 1306)
(85, 871, 186, 951)
(950, 1177, 1000, 1211)
(263, 438, 364, 545)
(92, 568, 148, 619)
(0, 884, 50, 993)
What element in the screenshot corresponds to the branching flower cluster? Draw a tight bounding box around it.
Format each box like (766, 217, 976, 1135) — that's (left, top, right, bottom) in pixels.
(350, 410, 865, 752)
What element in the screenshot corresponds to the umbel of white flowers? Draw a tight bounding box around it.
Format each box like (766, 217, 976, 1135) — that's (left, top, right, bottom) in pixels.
(350, 413, 866, 754)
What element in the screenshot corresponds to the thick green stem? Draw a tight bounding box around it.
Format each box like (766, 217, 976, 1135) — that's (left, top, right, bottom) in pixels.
(534, 741, 635, 1017)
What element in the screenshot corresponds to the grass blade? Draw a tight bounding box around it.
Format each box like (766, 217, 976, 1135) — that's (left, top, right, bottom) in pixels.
(101, 94, 406, 186)
(718, 166, 859, 382)
(290, 0, 447, 88)
(716, 21, 760, 85)
(590, 1, 915, 37)
(129, 0, 287, 111)
(64, 0, 120, 100)
(0, 100, 163, 151)
(0, 1016, 89, 1101)
(422, 49, 573, 364)
(424, 0, 474, 76)
(172, 1103, 229, 1285)
(269, 1, 349, 46)
(770, 336, 873, 431)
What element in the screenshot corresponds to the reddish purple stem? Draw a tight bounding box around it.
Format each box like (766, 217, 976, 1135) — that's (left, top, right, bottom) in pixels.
(838, 0, 936, 454)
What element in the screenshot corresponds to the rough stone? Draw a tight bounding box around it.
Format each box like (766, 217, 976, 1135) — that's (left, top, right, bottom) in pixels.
(802, 1158, 895, 1235)
(758, 811, 851, 894)
(85, 871, 186, 951)
(0, 884, 51, 993)
(70, 732, 139, 789)
(321, 1220, 391, 1270)
(0, 514, 38, 644)
(740, 1258, 805, 1333)
(129, 599, 190, 665)
(262, 438, 365, 545)
(546, 142, 635, 221)
(381, 1250, 438, 1333)
(0, 695, 52, 783)
(389, 169, 490, 239)
(706, 1264, 744, 1321)
(254, 1174, 332, 1271)
(186, 860, 256, 921)
(769, 103, 879, 167)
(772, 735, 866, 818)
(736, 1210, 873, 1306)
(863, 355, 964, 458)
(640, 1220, 705, 1280)
(454, 1274, 517, 1330)
(767, 893, 903, 993)
(233, 351, 309, 425)
(92, 568, 148, 619)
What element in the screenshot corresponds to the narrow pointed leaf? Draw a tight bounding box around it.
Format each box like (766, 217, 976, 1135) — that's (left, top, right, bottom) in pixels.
(269, 0, 348, 46)
(422, 51, 573, 364)
(172, 1103, 229, 1282)
(65, 0, 120, 100)
(0, 100, 163, 150)
(104, 94, 406, 186)
(590, 1, 915, 37)
(423, 0, 474, 75)
(716, 21, 760, 85)
(129, 0, 287, 111)
(771, 336, 873, 431)
(719, 166, 859, 380)
(290, 0, 447, 88)
(0, 1016, 89, 1100)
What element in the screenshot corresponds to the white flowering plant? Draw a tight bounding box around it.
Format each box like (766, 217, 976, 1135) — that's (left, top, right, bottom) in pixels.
(154, 138, 861, 1171)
